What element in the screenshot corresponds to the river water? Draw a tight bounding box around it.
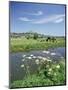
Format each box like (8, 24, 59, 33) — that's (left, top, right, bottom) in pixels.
(10, 47, 65, 82)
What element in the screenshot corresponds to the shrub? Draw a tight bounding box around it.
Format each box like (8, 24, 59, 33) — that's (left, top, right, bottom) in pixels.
(33, 33, 38, 40)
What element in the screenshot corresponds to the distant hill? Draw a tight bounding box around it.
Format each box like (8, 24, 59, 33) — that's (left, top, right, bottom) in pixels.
(10, 32, 65, 38)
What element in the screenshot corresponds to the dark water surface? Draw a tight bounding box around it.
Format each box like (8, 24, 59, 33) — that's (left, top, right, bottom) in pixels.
(10, 47, 65, 82)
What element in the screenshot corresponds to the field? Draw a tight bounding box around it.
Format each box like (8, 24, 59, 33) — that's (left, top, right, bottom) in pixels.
(10, 37, 65, 52)
(10, 36, 66, 88)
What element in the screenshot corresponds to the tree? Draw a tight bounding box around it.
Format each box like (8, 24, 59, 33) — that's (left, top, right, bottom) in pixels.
(33, 33, 38, 40)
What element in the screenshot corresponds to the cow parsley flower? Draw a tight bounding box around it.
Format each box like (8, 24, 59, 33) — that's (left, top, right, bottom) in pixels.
(35, 59, 39, 65)
(21, 64, 25, 68)
(48, 68, 52, 72)
(27, 57, 32, 59)
(56, 65, 60, 69)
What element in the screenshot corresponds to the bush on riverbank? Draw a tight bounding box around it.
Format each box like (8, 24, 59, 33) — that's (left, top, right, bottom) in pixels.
(10, 59, 65, 88)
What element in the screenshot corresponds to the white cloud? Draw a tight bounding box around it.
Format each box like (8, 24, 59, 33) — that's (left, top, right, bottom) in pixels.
(32, 14, 65, 24)
(54, 18, 64, 23)
(31, 11, 43, 16)
(22, 11, 43, 16)
(19, 17, 32, 21)
(19, 14, 65, 24)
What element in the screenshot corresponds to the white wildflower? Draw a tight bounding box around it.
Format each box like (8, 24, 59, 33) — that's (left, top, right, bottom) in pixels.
(35, 59, 39, 65)
(48, 72, 51, 75)
(54, 73, 57, 76)
(21, 64, 25, 68)
(51, 52, 56, 55)
(47, 59, 52, 62)
(27, 57, 32, 59)
(37, 56, 42, 59)
(27, 66, 29, 69)
(49, 68, 52, 72)
(40, 59, 45, 63)
(46, 65, 49, 68)
(56, 65, 60, 69)
(42, 57, 47, 61)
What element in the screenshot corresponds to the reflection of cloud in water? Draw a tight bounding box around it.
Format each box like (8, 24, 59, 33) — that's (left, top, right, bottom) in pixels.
(22, 55, 26, 57)
(30, 54, 34, 57)
(42, 51, 50, 54)
(60, 56, 64, 59)
(32, 56, 36, 59)
(22, 59, 25, 61)
(50, 52, 56, 56)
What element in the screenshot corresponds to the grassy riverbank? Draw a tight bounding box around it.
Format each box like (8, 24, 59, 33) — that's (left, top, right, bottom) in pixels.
(10, 59, 65, 88)
(10, 37, 65, 52)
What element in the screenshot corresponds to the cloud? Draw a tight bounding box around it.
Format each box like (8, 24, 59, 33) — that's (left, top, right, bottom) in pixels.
(19, 17, 32, 21)
(19, 14, 65, 24)
(30, 11, 43, 16)
(54, 18, 64, 23)
(32, 14, 65, 24)
(22, 11, 43, 16)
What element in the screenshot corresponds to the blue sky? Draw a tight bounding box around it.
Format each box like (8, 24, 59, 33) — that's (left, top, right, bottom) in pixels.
(10, 2, 66, 36)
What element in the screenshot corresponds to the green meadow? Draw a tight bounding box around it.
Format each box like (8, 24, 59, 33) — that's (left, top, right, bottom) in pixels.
(10, 37, 65, 52)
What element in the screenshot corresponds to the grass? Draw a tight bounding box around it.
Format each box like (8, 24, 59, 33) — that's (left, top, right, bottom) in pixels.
(10, 37, 65, 52)
(10, 59, 66, 88)
(10, 37, 66, 88)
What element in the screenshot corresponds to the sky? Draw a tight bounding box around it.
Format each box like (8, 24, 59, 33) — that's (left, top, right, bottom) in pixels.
(10, 1, 66, 36)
